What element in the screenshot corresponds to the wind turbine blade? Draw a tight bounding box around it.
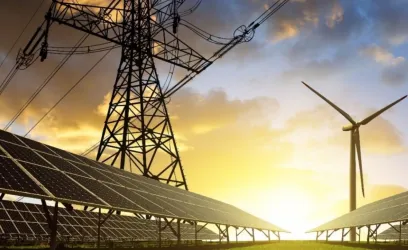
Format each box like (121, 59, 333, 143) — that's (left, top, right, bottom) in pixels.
(302, 81, 356, 125)
(360, 95, 407, 125)
(354, 129, 365, 198)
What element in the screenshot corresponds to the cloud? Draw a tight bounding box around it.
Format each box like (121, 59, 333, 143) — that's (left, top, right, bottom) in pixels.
(272, 21, 300, 42)
(370, 1, 408, 45)
(361, 45, 405, 66)
(325, 2, 344, 29)
(168, 88, 279, 135)
(381, 61, 408, 85)
(280, 49, 353, 82)
(360, 45, 408, 85)
(285, 105, 406, 155)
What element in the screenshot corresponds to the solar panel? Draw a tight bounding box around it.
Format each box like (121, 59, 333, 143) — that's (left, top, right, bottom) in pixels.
(71, 175, 149, 212)
(38, 153, 90, 177)
(0, 130, 25, 146)
(44, 144, 84, 163)
(0, 199, 219, 242)
(0, 156, 46, 196)
(15, 135, 58, 156)
(308, 191, 408, 232)
(19, 161, 105, 206)
(377, 224, 408, 240)
(0, 129, 288, 233)
(0, 141, 51, 167)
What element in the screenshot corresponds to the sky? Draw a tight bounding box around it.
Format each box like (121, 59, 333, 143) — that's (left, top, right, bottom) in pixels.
(1, 0, 408, 240)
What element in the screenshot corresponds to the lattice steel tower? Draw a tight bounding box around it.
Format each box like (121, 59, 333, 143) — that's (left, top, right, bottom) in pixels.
(20, 0, 288, 190)
(95, 0, 188, 189)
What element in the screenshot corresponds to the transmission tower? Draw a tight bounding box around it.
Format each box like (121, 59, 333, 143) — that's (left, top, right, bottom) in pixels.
(19, 0, 288, 190)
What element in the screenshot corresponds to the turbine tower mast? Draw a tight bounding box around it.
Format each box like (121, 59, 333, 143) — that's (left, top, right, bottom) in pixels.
(302, 81, 406, 242)
(19, 0, 289, 190)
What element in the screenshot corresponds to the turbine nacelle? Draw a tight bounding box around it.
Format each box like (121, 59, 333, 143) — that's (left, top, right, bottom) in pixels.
(342, 124, 357, 131)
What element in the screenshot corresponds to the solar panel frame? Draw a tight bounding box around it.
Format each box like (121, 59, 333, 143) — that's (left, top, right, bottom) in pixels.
(0, 129, 288, 233)
(0, 156, 48, 198)
(0, 131, 25, 146)
(38, 153, 91, 177)
(308, 191, 408, 232)
(19, 161, 106, 207)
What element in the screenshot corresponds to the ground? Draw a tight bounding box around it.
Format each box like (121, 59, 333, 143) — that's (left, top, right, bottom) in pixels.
(229, 241, 406, 250)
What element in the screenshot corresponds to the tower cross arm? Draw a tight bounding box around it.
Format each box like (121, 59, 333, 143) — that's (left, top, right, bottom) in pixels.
(48, 1, 126, 44)
(46, 1, 210, 72)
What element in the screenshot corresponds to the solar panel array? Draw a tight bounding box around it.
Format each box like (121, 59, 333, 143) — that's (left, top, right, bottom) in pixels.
(377, 224, 408, 240)
(0, 129, 287, 232)
(0, 200, 218, 241)
(307, 191, 408, 232)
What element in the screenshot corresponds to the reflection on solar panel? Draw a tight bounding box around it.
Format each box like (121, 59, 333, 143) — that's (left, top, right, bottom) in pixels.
(307, 191, 408, 232)
(0, 129, 287, 233)
(0, 200, 218, 241)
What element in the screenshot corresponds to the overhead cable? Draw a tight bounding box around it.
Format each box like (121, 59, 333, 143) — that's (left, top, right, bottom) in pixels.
(0, 0, 46, 71)
(4, 34, 89, 131)
(24, 46, 115, 137)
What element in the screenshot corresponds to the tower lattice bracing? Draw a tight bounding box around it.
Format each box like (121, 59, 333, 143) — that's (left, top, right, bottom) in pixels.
(96, 0, 187, 189)
(19, 0, 287, 191)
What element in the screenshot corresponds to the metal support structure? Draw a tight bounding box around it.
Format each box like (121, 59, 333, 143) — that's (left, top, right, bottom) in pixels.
(235, 227, 239, 243)
(400, 221, 402, 244)
(177, 219, 181, 245)
(244, 228, 254, 242)
(358, 227, 361, 243)
(268, 230, 271, 241)
(252, 228, 255, 242)
(158, 218, 162, 248)
(194, 222, 197, 246)
(41, 200, 58, 250)
(227, 225, 230, 244)
(161, 218, 181, 245)
(366, 225, 370, 244)
(97, 208, 114, 249)
(316, 231, 324, 241)
(271, 230, 280, 241)
(324, 229, 337, 242)
(341, 228, 350, 242)
(366, 224, 380, 244)
(260, 229, 270, 241)
(216, 224, 229, 244)
(20, 0, 288, 190)
(62, 203, 73, 211)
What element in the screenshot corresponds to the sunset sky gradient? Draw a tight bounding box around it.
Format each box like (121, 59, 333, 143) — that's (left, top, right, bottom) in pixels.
(1, 0, 408, 240)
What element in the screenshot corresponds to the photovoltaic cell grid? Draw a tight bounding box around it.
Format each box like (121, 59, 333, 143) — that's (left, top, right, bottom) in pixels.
(0, 200, 218, 241)
(377, 224, 408, 240)
(0, 130, 287, 232)
(307, 191, 408, 232)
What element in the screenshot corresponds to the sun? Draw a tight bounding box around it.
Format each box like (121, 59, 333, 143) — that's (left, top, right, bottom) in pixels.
(266, 186, 316, 239)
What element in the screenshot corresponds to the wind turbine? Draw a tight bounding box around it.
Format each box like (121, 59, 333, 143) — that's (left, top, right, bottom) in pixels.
(302, 81, 406, 241)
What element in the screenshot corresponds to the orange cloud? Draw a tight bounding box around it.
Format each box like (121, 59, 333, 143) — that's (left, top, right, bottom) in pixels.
(361, 45, 405, 66)
(326, 2, 344, 29)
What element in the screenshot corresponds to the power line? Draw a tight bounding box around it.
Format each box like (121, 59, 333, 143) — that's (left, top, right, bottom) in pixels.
(0, 64, 19, 96)
(81, 139, 103, 157)
(4, 34, 89, 131)
(0, 0, 46, 71)
(24, 47, 114, 137)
